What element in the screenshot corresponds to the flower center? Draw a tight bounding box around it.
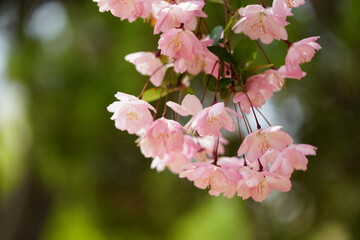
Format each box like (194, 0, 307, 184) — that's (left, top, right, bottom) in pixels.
(257, 133, 273, 153)
(169, 33, 183, 51)
(256, 177, 267, 196)
(126, 111, 140, 121)
(286, 0, 297, 8)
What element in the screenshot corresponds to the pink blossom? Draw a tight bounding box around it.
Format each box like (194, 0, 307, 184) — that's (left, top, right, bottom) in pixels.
(232, 4, 288, 44)
(191, 102, 238, 137)
(107, 92, 156, 134)
(158, 28, 203, 60)
(237, 164, 292, 202)
(233, 72, 276, 114)
(125, 52, 170, 87)
(173, 38, 221, 76)
(272, 0, 305, 20)
(263, 69, 286, 91)
(93, 0, 145, 22)
(139, 117, 184, 159)
(261, 144, 317, 176)
(237, 126, 293, 162)
(167, 94, 240, 137)
(154, 1, 207, 34)
(193, 136, 228, 159)
(151, 135, 200, 173)
(180, 159, 241, 198)
(285, 36, 321, 79)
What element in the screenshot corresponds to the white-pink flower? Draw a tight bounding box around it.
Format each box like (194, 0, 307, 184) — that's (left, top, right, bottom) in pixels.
(261, 144, 317, 177)
(139, 117, 184, 159)
(237, 126, 293, 162)
(272, 0, 305, 20)
(125, 52, 170, 87)
(107, 92, 156, 135)
(158, 28, 203, 60)
(167, 94, 240, 137)
(93, 0, 145, 22)
(237, 164, 292, 202)
(232, 4, 288, 44)
(233, 72, 276, 114)
(180, 158, 242, 198)
(285, 36, 321, 79)
(173, 38, 220, 76)
(150, 135, 200, 173)
(154, 1, 207, 34)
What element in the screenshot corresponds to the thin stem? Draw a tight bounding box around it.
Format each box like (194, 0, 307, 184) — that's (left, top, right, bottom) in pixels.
(244, 114, 253, 132)
(213, 62, 223, 105)
(256, 41, 274, 67)
(212, 137, 220, 166)
(238, 103, 252, 134)
(234, 103, 243, 142)
(138, 78, 151, 99)
(255, 108, 272, 127)
(153, 88, 165, 119)
(259, 0, 266, 7)
(244, 92, 262, 130)
(138, 64, 166, 99)
(222, 0, 231, 50)
(283, 39, 292, 48)
(201, 61, 220, 104)
(162, 78, 172, 118)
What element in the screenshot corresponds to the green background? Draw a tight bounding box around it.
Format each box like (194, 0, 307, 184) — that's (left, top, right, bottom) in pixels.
(0, 0, 359, 239)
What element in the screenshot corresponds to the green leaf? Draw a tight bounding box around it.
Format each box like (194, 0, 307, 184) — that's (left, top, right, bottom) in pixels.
(141, 87, 174, 102)
(206, 0, 224, 4)
(204, 76, 232, 92)
(219, 88, 229, 100)
(246, 64, 274, 73)
(223, 15, 236, 35)
(184, 87, 195, 95)
(232, 36, 257, 68)
(210, 26, 224, 46)
(207, 46, 237, 65)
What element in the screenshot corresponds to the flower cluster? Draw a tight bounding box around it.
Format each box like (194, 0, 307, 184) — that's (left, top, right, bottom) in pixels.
(94, 0, 320, 201)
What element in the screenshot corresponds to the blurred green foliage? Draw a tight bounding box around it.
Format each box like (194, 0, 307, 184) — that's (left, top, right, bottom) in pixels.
(0, 0, 359, 240)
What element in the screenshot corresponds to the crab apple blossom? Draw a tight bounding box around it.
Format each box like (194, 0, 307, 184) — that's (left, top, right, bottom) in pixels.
(98, 0, 320, 201)
(153, 1, 207, 34)
(285, 36, 321, 79)
(173, 38, 219, 76)
(261, 144, 317, 177)
(107, 92, 156, 134)
(237, 162, 292, 202)
(93, 0, 146, 22)
(233, 72, 276, 114)
(139, 117, 184, 159)
(180, 158, 242, 198)
(237, 126, 293, 162)
(125, 52, 169, 87)
(232, 4, 288, 44)
(167, 94, 240, 137)
(272, 0, 305, 20)
(158, 28, 203, 60)
(150, 135, 200, 173)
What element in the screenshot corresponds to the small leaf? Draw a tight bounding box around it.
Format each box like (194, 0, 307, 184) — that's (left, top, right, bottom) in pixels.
(232, 36, 257, 68)
(204, 76, 232, 92)
(206, 0, 224, 4)
(246, 64, 274, 73)
(220, 88, 229, 100)
(184, 87, 195, 95)
(223, 11, 239, 35)
(142, 87, 174, 103)
(210, 26, 224, 46)
(208, 46, 237, 65)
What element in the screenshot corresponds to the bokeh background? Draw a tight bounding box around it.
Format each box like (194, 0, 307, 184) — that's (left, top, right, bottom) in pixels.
(0, 0, 359, 239)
